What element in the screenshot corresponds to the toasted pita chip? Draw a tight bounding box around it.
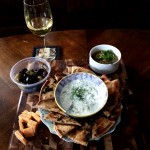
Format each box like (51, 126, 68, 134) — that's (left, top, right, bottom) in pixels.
(54, 74, 65, 82)
(92, 116, 115, 139)
(41, 91, 54, 100)
(100, 74, 111, 82)
(37, 99, 57, 109)
(44, 111, 81, 126)
(37, 99, 65, 115)
(101, 74, 120, 102)
(102, 101, 119, 117)
(48, 77, 56, 86)
(63, 66, 72, 75)
(63, 66, 96, 75)
(54, 123, 77, 138)
(67, 122, 91, 146)
(101, 74, 120, 117)
(109, 104, 122, 121)
(72, 66, 96, 74)
(106, 79, 120, 101)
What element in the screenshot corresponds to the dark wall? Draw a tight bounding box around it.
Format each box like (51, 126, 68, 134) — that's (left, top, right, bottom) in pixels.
(0, 0, 150, 37)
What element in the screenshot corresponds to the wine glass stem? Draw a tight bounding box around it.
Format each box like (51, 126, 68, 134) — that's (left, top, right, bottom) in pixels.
(42, 36, 46, 48)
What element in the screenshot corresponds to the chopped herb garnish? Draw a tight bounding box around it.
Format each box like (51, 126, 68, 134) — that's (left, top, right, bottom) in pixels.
(71, 86, 87, 101)
(96, 50, 114, 61)
(92, 50, 118, 64)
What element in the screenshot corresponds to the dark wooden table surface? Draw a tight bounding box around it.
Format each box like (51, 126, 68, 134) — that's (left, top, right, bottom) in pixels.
(0, 29, 150, 150)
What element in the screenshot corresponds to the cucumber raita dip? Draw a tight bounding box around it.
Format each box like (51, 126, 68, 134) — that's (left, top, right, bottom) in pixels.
(60, 79, 101, 116)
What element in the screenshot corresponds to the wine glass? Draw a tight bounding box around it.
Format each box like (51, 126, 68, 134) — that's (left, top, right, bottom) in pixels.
(23, 0, 56, 60)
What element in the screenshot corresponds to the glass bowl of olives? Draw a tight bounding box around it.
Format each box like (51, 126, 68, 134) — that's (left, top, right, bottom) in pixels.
(10, 57, 51, 93)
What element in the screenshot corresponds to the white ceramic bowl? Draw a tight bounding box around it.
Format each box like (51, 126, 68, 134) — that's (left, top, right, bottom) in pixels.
(10, 57, 51, 93)
(54, 72, 108, 118)
(89, 44, 121, 74)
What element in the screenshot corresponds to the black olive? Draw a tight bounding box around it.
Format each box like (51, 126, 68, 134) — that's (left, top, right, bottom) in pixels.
(20, 68, 27, 74)
(37, 69, 44, 76)
(16, 67, 47, 84)
(19, 74, 26, 83)
(26, 75, 38, 84)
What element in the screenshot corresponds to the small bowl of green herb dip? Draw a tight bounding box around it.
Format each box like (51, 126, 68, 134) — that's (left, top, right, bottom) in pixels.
(89, 44, 121, 74)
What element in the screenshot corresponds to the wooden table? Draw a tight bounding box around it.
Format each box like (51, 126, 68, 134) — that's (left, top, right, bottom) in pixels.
(0, 29, 150, 150)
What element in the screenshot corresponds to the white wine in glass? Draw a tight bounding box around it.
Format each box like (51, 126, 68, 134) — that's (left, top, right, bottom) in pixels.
(23, 0, 56, 60)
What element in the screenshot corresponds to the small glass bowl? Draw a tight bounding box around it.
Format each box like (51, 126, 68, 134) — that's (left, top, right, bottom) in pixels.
(10, 57, 51, 93)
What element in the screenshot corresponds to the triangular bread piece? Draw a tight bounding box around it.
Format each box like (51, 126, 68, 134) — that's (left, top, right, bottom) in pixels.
(44, 111, 81, 126)
(67, 122, 91, 146)
(54, 123, 77, 138)
(92, 116, 115, 139)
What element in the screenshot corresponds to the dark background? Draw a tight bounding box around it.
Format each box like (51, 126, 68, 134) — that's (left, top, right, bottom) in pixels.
(0, 0, 150, 37)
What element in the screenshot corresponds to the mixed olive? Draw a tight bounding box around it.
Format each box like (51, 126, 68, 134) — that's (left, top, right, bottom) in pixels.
(15, 68, 48, 84)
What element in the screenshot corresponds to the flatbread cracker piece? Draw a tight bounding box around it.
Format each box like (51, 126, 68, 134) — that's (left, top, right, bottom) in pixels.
(101, 74, 121, 117)
(54, 123, 77, 138)
(37, 99, 57, 109)
(101, 74, 120, 102)
(54, 74, 65, 82)
(102, 101, 118, 117)
(37, 99, 65, 115)
(92, 116, 115, 139)
(110, 104, 122, 121)
(67, 122, 91, 146)
(44, 111, 81, 126)
(41, 91, 54, 100)
(63, 66, 96, 75)
(71, 66, 96, 74)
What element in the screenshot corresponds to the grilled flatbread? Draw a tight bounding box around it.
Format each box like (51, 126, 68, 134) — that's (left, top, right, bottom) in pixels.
(106, 79, 120, 102)
(71, 66, 96, 74)
(37, 99, 65, 115)
(48, 77, 56, 85)
(44, 111, 81, 126)
(102, 101, 118, 117)
(110, 103, 122, 121)
(101, 74, 120, 102)
(101, 74, 120, 117)
(54, 123, 77, 138)
(63, 66, 96, 75)
(54, 74, 65, 82)
(41, 91, 54, 100)
(67, 122, 91, 146)
(92, 116, 115, 139)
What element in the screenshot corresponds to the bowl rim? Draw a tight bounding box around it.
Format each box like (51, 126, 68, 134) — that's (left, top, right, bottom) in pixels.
(10, 57, 51, 87)
(54, 72, 108, 118)
(89, 44, 121, 65)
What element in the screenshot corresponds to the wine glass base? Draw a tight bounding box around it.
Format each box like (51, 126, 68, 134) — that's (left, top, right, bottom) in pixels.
(35, 47, 56, 61)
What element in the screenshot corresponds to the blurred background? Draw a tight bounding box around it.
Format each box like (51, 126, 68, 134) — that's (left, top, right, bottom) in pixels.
(1, 0, 150, 38)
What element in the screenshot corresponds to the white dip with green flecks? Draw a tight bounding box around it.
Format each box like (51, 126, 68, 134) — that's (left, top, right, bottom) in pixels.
(60, 79, 102, 116)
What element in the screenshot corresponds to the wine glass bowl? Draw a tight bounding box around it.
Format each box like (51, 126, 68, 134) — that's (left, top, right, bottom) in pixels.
(23, 0, 56, 60)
